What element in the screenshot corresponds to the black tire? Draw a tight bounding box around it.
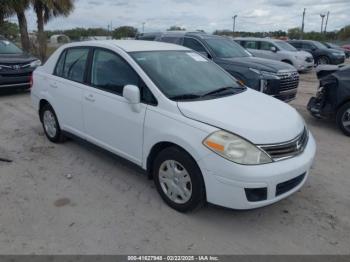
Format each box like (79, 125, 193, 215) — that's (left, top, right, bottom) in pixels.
(316, 56, 330, 65)
(152, 146, 205, 212)
(336, 102, 350, 136)
(40, 104, 65, 143)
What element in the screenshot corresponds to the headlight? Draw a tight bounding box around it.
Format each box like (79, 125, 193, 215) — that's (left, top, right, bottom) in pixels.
(249, 68, 280, 79)
(331, 52, 343, 56)
(30, 60, 41, 68)
(203, 130, 272, 165)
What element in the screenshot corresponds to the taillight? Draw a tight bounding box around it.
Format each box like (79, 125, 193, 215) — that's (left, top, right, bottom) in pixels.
(29, 74, 33, 88)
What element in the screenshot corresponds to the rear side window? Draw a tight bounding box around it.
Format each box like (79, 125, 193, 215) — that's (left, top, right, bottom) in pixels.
(244, 41, 258, 49)
(61, 48, 89, 83)
(91, 49, 139, 95)
(289, 42, 301, 48)
(183, 38, 207, 53)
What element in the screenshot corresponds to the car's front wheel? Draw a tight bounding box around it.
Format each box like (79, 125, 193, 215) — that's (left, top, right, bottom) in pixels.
(316, 56, 330, 65)
(41, 104, 65, 143)
(153, 146, 205, 212)
(336, 102, 350, 136)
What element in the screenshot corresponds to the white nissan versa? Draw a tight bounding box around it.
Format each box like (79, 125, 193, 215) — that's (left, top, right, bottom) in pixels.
(31, 40, 316, 212)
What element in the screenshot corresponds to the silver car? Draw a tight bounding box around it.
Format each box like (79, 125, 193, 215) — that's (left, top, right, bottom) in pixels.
(235, 37, 314, 72)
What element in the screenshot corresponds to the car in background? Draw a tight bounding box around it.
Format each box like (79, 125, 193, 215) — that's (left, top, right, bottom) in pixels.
(150, 32, 300, 102)
(342, 44, 350, 56)
(288, 40, 345, 65)
(0, 36, 41, 92)
(322, 42, 350, 58)
(31, 40, 316, 212)
(308, 65, 350, 136)
(135, 32, 162, 41)
(234, 37, 314, 72)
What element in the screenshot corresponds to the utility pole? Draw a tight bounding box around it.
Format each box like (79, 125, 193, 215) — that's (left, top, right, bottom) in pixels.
(301, 8, 306, 39)
(320, 13, 325, 33)
(142, 22, 146, 33)
(324, 11, 330, 34)
(232, 15, 238, 36)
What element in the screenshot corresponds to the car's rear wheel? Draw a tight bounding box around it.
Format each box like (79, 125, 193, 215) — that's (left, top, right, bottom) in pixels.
(336, 102, 350, 136)
(41, 104, 65, 143)
(316, 56, 330, 65)
(153, 146, 205, 212)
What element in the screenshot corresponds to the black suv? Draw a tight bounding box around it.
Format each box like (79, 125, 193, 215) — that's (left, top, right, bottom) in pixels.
(0, 36, 41, 92)
(288, 40, 345, 65)
(144, 32, 300, 102)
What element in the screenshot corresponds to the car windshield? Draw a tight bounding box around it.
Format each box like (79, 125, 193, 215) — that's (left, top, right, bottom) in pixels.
(0, 40, 23, 54)
(131, 51, 245, 101)
(312, 41, 327, 49)
(275, 41, 297, 51)
(205, 38, 251, 58)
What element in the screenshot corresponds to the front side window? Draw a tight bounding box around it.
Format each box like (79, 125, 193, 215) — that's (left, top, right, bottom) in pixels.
(244, 41, 258, 49)
(183, 38, 207, 53)
(259, 41, 275, 51)
(131, 51, 245, 101)
(205, 38, 251, 58)
(91, 49, 139, 95)
(62, 48, 89, 83)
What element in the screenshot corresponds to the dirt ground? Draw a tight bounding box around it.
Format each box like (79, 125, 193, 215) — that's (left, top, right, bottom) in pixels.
(0, 67, 349, 255)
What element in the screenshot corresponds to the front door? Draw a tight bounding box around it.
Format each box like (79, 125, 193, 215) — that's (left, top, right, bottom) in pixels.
(82, 48, 147, 165)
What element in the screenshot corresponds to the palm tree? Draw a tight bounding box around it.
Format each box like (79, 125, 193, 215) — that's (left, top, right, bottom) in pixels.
(6, 0, 31, 52)
(32, 0, 74, 61)
(0, 2, 12, 27)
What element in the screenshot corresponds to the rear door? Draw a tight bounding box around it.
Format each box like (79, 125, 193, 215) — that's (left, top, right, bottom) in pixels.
(50, 47, 90, 137)
(82, 48, 149, 165)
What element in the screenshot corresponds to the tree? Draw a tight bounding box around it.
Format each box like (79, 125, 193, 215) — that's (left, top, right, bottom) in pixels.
(112, 26, 138, 39)
(288, 27, 302, 40)
(6, 0, 31, 52)
(0, 21, 19, 39)
(32, 0, 74, 61)
(167, 26, 186, 31)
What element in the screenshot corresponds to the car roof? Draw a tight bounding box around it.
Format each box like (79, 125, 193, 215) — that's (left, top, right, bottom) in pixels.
(61, 40, 189, 52)
(234, 37, 273, 41)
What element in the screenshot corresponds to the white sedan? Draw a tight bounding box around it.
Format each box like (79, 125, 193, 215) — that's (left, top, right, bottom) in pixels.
(31, 40, 316, 212)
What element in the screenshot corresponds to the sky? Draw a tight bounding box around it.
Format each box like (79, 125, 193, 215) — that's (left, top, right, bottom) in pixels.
(10, 0, 350, 33)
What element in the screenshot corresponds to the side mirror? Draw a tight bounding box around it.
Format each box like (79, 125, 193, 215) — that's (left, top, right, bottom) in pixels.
(123, 85, 141, 112)
(270, 46, 277, 52)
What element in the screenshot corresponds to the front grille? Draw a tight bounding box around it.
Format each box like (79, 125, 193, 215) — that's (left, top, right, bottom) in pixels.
(276, 173, 306, 196)
(259, 128, 309, 161)
(0, 62, 31, 72)
(277, 71, 299, 92)
(305, 57, 313, 63)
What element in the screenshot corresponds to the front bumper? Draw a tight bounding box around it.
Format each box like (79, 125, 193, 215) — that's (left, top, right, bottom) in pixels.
(296, 61, 314, 72)
(197, 132, 316, 209)
(330, 55, 345, 65)
(0, 68, 33, 90)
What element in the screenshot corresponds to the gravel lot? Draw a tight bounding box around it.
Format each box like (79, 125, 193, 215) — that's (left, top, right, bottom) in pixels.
(0, 68, 349, 255)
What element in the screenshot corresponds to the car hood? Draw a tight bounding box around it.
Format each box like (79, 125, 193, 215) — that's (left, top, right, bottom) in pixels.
(0, 53, 38, 64)
(177, 89, 304, 144)
(217, 56, 295, 72)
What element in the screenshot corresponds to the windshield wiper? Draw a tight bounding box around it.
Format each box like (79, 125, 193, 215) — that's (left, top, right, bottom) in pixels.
(169, 94, 202, 101)
(201, 86, 242, 98)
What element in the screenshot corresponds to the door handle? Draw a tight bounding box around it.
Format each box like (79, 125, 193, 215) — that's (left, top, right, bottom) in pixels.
(85, 94, 95, 102)
(50, 83, 58, 88)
